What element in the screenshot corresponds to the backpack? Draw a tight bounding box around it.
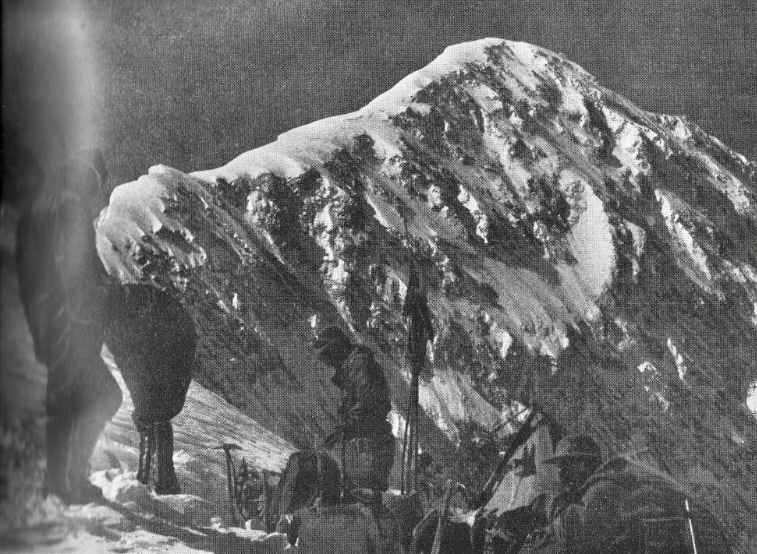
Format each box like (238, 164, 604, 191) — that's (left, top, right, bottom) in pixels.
(269, 450, 341, 531)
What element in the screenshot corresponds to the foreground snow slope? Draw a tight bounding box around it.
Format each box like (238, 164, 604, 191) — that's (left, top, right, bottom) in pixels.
(96, 38, 757, 549)
(0, 330, 295, 552)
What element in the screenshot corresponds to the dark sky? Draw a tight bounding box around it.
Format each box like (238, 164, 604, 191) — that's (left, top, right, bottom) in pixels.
(3, 0, 756, 185)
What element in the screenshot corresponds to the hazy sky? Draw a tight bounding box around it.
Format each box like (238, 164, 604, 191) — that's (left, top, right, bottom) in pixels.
(3, 0, 756, 184)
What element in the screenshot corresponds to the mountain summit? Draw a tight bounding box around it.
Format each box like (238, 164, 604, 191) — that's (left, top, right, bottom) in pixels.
(96, 38, 757, 548)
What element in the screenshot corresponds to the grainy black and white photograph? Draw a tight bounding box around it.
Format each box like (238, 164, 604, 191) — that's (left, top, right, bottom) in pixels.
(1, 1, 756, 552)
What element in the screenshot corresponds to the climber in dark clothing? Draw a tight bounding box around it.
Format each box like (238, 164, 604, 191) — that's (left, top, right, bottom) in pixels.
(520, 435, 624, 554)
(313, 325, 395, 492)
(15, 150, 122, 504)
(104, 284, 196, 495)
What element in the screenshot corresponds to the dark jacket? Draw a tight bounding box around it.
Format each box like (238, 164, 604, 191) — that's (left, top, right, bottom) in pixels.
(523, 472, 625, 554)
(553, 476, 625, 554)
(104, 284, 196, 423)
(333, 345, 392, 440)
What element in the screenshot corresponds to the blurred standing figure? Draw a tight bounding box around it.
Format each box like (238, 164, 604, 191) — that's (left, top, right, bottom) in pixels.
(313, 324, 395, 493)
(15, 150, 122, 504)
(2, 129, 45, 212)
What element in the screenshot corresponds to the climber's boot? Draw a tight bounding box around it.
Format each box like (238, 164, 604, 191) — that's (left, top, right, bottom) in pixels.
(45, 416, 74, 500)
(64, 415, 107, 503)
(154, 420, 180, 495)
(135, 422, 155, 485)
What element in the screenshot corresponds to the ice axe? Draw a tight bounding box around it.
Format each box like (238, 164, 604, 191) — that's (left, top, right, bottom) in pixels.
(475, 407, 538, 508)
(214, 443, 242, 526)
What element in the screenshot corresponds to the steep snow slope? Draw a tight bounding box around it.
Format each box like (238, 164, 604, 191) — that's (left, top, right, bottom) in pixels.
(96, 39, 757, 550)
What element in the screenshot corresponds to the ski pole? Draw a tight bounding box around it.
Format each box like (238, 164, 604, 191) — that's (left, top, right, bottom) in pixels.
(685, 499, 699, 554)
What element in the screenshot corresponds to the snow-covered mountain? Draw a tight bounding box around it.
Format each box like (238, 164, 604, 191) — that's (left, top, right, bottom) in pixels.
(95, 38, 757, 549)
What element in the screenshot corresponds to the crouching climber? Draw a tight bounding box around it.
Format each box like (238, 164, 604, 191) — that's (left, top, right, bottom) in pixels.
(16, 150, 123, 504)
(277, 451, 403, 554)
(312, 324, 395, 493)
(518, 435, 624, 554)
(519, 434, 721, 554)
(104, 284, 196, 495)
